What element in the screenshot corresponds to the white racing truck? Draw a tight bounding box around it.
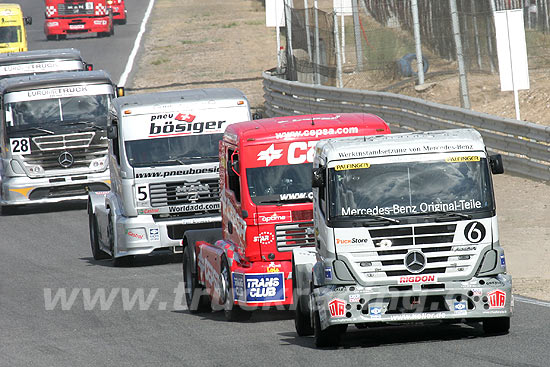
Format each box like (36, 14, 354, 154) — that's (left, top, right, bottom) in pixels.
(0, 70, 118, 213)
(87, 88, 252, 266)
(0, 48, 92, 79)
(292, 129, 512, 347)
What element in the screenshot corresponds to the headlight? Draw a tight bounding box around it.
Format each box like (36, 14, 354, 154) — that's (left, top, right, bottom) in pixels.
(89, 156, 108, 171)
(26, 164, 45, 177)
(10, 160, 26, 174)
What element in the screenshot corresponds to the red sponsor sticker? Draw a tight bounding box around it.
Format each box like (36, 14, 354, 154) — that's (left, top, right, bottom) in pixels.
(175, 113, 196, 122)
(398, 275, 437, 284)
(126, 230, 144, 240)
(254, 211, 292, 224)
(488, 289, 506, 308)
(328, 298, 346, 318)
(253, 231, 275, 245)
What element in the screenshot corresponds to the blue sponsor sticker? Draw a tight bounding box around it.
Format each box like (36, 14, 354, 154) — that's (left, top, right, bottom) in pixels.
(236, 272, 285, 303)
(324, 267, 333, 280)
(232, 273, 246, 302)
(149, 228, 160, 241)
(500, 255, 506, 267)
(454, 301, 467, 315)
(369, 306, 382, 318)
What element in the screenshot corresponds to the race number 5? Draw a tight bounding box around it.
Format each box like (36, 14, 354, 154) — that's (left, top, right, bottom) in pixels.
(10, 138, 31, 155)
(136, 185, 149, 202)
(464, 221, 486, 243)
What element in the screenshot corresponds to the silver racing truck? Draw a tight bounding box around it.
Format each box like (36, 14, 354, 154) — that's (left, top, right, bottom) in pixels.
(292, 129, 512, 347)
(87, 88, 252, 266)
(0, 70, 118, 213)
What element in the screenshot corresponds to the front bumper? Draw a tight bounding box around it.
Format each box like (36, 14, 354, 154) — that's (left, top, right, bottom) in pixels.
(314, 274, 513, 330)
(113, 214, 221, 258)
(1, 172, 110, 206)
(44, 17, 110, 35)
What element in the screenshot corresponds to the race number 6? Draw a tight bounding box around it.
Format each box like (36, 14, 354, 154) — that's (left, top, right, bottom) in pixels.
(10, 138, 31, 155)
(136, 185, 148, 202)
(464, 221, 486, 243)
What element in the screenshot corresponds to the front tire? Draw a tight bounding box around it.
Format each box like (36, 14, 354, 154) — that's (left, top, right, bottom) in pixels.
(183, 245, 211, 313)
(221, 257, 251, 322)
(89, 210, 109, 260)
(108, 211, 132, 267)
(295, 295, 314, 336)
(313, 310, 346, 348)
(483, 317, 510, 335)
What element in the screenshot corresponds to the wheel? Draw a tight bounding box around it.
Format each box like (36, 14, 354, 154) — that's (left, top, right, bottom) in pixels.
(313, 310, 346, 348)
(58, 34, 67, 40)
(221, 256, 252, 321)
(1, 205, 17, 215)
(183, 245, 211, 313)
(108, 211, 132, 267)
(118, 17, 127, 25)
(109, 24, 114, 36)
(89, 210, 109, 260)
(295, 295, 314, 336)
(483, 317, 510, 335)
(46, 35, 56, 41)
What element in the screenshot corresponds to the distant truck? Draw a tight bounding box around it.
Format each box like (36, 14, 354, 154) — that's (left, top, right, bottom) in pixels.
(44, 0, 114, 40)
(0, 4, 32, 53)
(0, 70, 120, 213)
(87, 88, 252, 266)
(107, 0, 127, 24)
(292, 129, 512, 347)
(0, 48, 92, 80)
(181, 113, 390, 321)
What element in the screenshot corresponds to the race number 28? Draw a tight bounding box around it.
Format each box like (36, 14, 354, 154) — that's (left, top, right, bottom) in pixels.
(464, 221, 486, 243)
(10, 138, 31, 155)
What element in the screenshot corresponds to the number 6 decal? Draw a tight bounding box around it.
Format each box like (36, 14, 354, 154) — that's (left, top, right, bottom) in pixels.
(464, 221, 486, 243)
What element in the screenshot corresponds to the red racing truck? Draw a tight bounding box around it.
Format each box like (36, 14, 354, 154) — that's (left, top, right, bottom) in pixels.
(106, 0, 127, 24)
(44, 0, 114, 40)
(182, 113, 391, 320)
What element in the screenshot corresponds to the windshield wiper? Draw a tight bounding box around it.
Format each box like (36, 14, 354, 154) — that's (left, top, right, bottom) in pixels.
(332, 214, 400, 225)
(431, 211, 472, 222)
(61, 121, 105, 131)
(10, 126, 55, 135)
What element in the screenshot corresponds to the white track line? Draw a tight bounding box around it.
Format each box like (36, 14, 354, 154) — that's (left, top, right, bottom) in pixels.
(515, 295, 550, 308)
(118, 0, 156, 87)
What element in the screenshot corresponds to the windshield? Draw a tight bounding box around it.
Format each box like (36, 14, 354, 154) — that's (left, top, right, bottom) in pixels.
(0, 26, 21, 43)
(125, 133, 223, 167)
(6, 95, 110, 132)
(247, 163, 312, 205)
(328, 157, 494, 220)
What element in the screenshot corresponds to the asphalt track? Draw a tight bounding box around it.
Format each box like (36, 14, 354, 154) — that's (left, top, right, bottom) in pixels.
(1, 2, 550, 366)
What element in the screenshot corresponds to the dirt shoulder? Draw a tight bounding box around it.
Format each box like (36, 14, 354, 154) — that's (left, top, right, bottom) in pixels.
(131, 0, 550, 301)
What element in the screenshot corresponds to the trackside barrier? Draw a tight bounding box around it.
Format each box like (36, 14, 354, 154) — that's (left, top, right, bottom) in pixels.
(263, 70, 550, 181)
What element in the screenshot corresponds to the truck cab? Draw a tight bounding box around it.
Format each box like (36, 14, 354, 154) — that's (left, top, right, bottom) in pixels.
(44, 0, 114, 40)
(182, 113, 390, 320)
(107, 0, 127, 24)
(0, 48, 92, 80)
(0, 4, 32, 53)
(0, 70, 117, 212)
(292, 129, 512, 347)
(87, 88, 252, 266)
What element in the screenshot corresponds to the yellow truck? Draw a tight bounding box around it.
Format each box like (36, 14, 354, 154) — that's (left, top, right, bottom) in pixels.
(0, 4, 32, 53)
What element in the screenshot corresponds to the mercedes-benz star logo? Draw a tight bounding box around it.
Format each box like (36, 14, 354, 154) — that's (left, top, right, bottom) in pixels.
(58, 151, 74, 168)
(404, 250, 426, 273)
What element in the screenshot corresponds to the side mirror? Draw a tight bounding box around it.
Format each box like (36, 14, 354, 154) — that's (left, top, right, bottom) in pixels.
(489, 154, 504, 174)
(241, 209, 248, 219)
(24, 17, 32, 25)
(252, 112, 262, 120)
(312, 167, 325, 188)
(107, 125, 118, 139)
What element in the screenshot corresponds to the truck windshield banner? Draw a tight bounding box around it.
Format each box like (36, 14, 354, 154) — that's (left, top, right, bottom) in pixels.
(232, 272, 285, 303)
(249, 141, 318, 167)
(4, 84, 113, 103)
(0, 60, 84, 76)
(123, 107, 250, 141)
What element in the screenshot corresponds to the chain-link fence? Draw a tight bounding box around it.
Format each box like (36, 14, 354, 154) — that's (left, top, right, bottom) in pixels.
(282, 0, 550, 108)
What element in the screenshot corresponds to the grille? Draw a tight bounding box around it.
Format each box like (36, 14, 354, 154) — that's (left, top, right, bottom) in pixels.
(345, 223, 483, 281)
(57, 4, 95, 16)
(275, 221, 315, 251)
(32, 132, 95, 151)
(149, 178, 220, 207)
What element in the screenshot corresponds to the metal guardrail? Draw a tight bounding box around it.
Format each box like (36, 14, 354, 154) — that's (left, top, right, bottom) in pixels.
(263, 70, 550, 181)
